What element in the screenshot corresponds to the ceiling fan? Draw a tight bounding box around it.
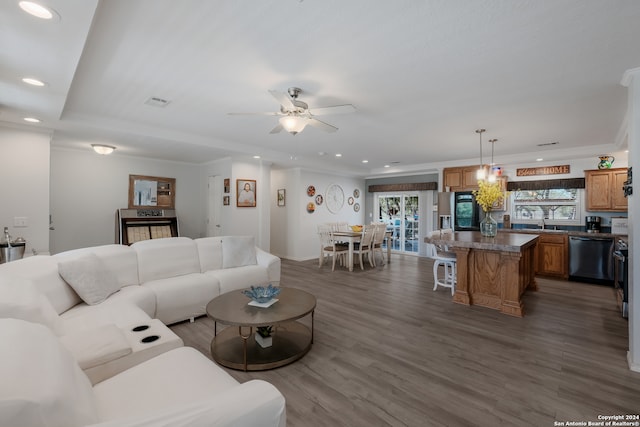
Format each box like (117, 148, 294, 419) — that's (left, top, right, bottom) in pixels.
(228, 87, 356, 135)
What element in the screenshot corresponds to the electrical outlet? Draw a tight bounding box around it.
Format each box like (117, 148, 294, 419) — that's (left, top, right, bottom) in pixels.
(14, 217, 28, 227)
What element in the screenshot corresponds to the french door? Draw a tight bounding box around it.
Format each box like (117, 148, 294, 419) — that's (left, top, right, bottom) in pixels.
(375, 193, 420, 254)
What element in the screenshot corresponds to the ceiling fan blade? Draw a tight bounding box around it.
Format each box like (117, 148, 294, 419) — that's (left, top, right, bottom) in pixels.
(309, 104, 356, 116)
(269, 123, 284, 134)
(227, 112, 279, 116)
(308, 118, 338, 133)
(269, 90, 295, 111)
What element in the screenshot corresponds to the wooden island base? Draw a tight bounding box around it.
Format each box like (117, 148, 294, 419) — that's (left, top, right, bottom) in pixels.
(426, 231, 538, 317)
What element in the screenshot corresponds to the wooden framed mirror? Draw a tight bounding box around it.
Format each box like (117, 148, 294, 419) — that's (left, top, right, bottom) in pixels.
(128, 175, 176, 209)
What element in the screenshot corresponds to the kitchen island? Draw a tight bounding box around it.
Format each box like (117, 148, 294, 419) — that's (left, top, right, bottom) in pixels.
(425, 231, 539, 317)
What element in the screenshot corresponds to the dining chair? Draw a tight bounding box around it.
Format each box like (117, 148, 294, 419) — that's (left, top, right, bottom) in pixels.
(370, 222, 387, 266)
(317, 225, 348, 271)
(425, 242, 456, 295)
(353, 224, 376, 270)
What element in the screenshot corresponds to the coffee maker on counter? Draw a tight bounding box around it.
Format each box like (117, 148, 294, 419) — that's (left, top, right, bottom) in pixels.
(585, 216, 601, 233)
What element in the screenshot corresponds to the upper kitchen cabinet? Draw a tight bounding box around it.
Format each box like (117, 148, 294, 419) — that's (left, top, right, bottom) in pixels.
(585, 168, 628, 211)
(443, 166, 482, 191)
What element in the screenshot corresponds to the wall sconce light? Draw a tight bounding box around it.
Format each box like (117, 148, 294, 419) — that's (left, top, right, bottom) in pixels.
(91, 144, 116, 155)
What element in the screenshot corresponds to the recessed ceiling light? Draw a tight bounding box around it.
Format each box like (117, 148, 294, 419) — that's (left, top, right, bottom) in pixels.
(23, 117, 40, 123)
(384, 165, 390, 168)
(335, 153, 342, 157)
(536, 158, 544, 162)
(18, 1, 56, 19)
(253, 155, 261, 159)
(22, 77, 45, 86)
(362, 160, 368, 163)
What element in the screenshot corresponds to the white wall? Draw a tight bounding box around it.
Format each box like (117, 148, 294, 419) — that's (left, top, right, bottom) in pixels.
(0, 128, 51, 255)
(271, 168, 365, 260)
(201, 157, 271, 251)
(622, 67, 639, 372)
(50, 148, 205, 253)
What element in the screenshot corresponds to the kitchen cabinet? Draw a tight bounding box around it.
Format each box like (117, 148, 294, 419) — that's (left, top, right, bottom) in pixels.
(535, 233, 568, 279)
(443, 166, 483, 191)
(585, 168, 628, 212)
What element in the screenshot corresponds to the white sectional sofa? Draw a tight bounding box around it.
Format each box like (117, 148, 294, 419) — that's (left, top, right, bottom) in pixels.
(0, 236, 285, 427)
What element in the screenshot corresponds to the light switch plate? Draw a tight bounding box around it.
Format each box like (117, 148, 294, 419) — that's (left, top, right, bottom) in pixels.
(14, 217, 28, 227)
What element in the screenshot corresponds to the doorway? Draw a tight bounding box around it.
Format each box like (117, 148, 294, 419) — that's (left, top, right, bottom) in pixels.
(207, 176, 222, 237)
(375, 193, 420, 254)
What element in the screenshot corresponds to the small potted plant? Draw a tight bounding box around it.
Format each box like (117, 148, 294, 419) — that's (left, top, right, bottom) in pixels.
(255, 326, 273, 348)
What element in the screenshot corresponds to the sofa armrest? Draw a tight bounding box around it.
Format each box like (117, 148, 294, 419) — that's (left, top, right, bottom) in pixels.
(256, 248, 281, 285)
(86, 380, 286, 427)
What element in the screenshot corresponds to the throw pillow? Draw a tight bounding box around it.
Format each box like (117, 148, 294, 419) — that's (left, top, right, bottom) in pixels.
(58, 253, 120, 305)
(0, 275, 65, 335)
(222, 236, 257, 269)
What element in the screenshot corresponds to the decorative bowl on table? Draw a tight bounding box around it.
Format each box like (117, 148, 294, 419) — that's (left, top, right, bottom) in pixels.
(242, 284, 281, 303)
(350, 225, 363, 232)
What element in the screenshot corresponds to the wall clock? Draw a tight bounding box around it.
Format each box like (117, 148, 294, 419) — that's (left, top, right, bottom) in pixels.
(325, 184, 344, 214)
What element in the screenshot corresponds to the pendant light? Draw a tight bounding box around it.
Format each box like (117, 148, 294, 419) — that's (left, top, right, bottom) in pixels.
(487, 138, 498, 183)
(475, 129, 486, 180)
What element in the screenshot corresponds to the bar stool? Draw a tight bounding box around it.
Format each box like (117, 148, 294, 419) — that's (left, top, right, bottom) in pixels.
(426, 242, 456, 295)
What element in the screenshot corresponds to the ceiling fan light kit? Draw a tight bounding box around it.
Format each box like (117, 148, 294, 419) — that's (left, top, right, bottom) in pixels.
(279, 115, 307, 135)
(229, 87, 355, 135)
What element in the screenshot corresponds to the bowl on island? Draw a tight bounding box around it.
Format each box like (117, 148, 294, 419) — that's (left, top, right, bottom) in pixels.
(350, 225, 363, 232)
(242, 284, 281, 303)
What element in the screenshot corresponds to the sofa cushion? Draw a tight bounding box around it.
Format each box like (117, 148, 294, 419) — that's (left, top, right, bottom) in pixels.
(205, 264, 270, 294)
(60, 302, 151, 335)
(0, 256, 81, 314)
(222, 236, 257, 269)
(92, 347, 240, 422)
(59, 324, 132, 370)
(58, 253, 121, 305)
(0, 275, 64, 334)
(55, 244, 139, 287)
(0, 318, 98, 427)
(195, 236, 223, 272)
(133, 237, 201, 283)
(142, 273, 220, 324)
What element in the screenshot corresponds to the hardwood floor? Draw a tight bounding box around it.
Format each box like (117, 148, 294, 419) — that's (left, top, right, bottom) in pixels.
(170, 255, 640, 427)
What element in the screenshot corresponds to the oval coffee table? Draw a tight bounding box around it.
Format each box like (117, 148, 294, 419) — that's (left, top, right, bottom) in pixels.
(206, 287, 316, 371)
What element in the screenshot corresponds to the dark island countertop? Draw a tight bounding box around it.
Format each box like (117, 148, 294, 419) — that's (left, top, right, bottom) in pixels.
(425, 231, 539, 253)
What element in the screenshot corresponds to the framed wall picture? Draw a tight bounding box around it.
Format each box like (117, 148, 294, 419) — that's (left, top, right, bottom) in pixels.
(277, 189, 286, 206)
(223, 195, 230, 206)
(223, 178, 230, 193)
(237, 179, 256, 207)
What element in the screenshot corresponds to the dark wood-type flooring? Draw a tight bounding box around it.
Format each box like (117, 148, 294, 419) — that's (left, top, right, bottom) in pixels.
(170, 254, 640, 426)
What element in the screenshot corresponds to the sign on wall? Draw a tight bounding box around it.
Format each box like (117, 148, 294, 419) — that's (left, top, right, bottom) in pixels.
(516, 165, 570, 176)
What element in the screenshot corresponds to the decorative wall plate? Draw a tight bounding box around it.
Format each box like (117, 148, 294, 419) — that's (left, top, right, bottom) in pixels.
(353, 189, 360, 198)
(306, 202, 316, 213)
(354, 203, 360, 212)
(307, 185, 316, 197)
(348, 196, 355, 206)
(315, 194, 324, 205)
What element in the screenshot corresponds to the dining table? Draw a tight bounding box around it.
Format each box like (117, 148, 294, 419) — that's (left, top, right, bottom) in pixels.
(331, 230, 392, 272)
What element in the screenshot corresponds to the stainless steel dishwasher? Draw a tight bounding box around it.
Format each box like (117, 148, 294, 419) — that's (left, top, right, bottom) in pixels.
(569, 235, 615, 285)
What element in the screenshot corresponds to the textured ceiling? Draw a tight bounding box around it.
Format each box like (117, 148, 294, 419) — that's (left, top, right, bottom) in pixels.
(1, 0, 639, 176)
